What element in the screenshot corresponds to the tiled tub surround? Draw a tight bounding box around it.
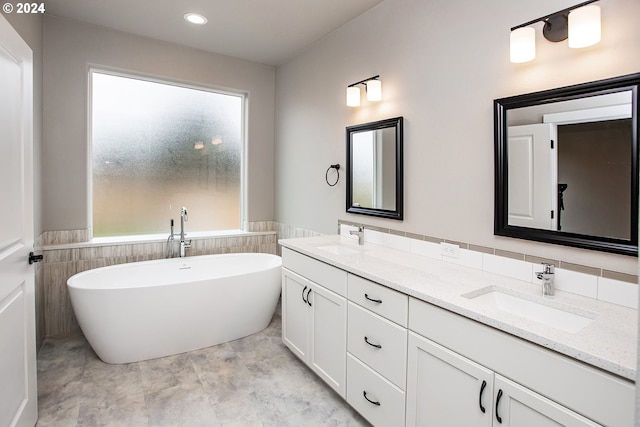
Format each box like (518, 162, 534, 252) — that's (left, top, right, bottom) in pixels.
(42, 229, 277, 338)
(279, 234, 637, 381)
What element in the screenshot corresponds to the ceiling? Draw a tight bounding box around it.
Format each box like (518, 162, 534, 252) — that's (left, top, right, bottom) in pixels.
(44, 0, 384, 66)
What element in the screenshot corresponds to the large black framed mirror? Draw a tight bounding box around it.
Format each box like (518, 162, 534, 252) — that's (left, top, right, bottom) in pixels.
(347, 117, 403, 220)
(494, 73, 640, 256)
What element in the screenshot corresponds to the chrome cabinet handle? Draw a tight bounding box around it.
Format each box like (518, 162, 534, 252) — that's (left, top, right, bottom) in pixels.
(302, 285, 308, 304)
(364, 293, 382, 303)
(364, 336, 382, 349)
(479, 380, 487, 413)
(363, 391, 380, 406)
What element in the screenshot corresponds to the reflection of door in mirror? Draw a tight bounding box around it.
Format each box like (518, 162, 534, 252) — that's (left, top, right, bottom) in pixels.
(494, 73, 639, 255)
(557, 119, 632, 240)
(506, 90, 633, 240)
(508, 124, 557, 231)
(352, 128, 396, 210)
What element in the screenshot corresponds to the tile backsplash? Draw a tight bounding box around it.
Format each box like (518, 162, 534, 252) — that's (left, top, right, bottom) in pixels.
(338, 223, 638, 310)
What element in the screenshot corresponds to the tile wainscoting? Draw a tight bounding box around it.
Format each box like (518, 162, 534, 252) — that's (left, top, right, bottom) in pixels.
(40, 224, 278, 338)
(37, 219, 636, 341)
(34, 234, 46, 350)
(275, 223, 322, 255)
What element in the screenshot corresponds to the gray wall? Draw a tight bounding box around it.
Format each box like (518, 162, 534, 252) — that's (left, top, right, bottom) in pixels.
(274, 0, 640, 276)
(42, 15, 276, 233)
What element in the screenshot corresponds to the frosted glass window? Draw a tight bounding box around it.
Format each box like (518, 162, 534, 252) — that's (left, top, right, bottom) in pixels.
(91, 71, 243, 236)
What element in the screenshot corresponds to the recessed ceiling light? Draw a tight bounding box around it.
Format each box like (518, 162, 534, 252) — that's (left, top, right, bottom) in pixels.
(184, 13, 207, 25)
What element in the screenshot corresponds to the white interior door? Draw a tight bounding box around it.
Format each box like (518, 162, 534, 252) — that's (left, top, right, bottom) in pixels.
(507, 123, 557, 230)
(0, 14, 37, 427)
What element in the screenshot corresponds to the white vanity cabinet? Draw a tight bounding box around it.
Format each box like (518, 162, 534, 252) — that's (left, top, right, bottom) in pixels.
(406, 332, 494, 426)
(493, 375, 600, 426)
(281, 248, 348, 397)
(280, 243, 635, 427)
(408, 298, 635, 427)
(406, 332, 600, 427)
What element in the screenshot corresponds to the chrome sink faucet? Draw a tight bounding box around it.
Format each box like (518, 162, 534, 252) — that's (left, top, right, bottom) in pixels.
(536, 263, 555, 296)
(180, 207, 191, 257)
(349, 226, 365, 245)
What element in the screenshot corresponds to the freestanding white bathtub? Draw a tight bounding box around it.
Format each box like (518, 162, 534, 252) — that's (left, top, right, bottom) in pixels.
(67, 253, 282, 364)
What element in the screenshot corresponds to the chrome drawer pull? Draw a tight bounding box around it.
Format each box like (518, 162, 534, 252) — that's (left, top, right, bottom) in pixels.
(364, 293, 382, 303)
(363, 391, 381, 406)
(364, 336, 382, 349)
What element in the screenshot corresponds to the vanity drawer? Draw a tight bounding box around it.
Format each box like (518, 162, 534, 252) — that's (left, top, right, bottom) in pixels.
(348, 274, 408, 326)
(347, 302, 407, 389)
(347, 353, 405, 427)
(282, 247, 347, 296)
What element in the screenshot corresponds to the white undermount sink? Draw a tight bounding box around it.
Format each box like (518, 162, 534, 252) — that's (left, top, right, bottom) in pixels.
(463, 287, 596, 333)
(316, 243, 362, 256)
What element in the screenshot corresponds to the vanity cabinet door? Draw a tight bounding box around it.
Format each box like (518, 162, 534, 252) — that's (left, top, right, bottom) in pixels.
(282, 269, 311, 361)
(282, 267, 347, 398)
(493, 375, 600, 427)
(406, 332, 493, 427)
(308, 282, 347, 397)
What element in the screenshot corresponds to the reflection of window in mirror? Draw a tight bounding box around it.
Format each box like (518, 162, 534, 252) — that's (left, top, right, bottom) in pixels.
(352, 130, 375, 208)
(346, 116, 403, 220)
(351, 129, 397, 210)
(557, 119, 632, 239)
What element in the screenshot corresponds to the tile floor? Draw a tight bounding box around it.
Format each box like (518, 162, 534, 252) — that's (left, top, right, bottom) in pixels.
(35, 304, 369, 427)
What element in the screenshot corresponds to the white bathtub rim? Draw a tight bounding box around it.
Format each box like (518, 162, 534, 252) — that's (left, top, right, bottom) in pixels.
(67, 252, 281, 290)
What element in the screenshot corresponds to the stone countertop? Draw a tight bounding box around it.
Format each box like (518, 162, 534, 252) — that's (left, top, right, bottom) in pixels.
(280, 235, 638, 382)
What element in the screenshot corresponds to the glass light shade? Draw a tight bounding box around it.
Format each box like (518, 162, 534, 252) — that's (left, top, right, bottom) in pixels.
(346, 86, 361, 107)
(510, 27, 536, 63)
(366, 79, 382, 101)
(568, 5, 601, 48)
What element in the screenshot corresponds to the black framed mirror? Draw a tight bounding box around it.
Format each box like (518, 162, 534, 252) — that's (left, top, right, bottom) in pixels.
(494, 73, 639, 256)
(347, 117, 403, 220)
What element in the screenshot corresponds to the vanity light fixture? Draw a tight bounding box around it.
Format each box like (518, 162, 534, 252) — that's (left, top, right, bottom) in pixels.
(346, 86, 361, 107)
(184, 13, 208, 25)
(346, 75, 382, 107)
(510, 0, 601, 63)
